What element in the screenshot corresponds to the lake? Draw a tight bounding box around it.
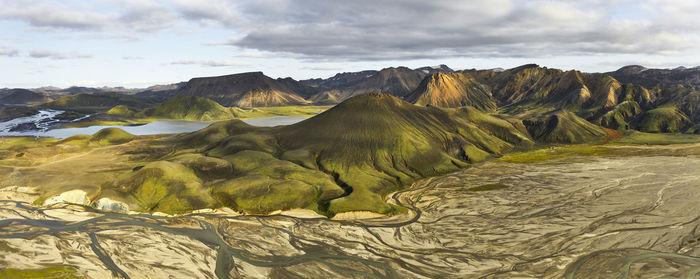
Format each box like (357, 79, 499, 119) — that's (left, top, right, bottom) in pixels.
(0, 110, 308, 138)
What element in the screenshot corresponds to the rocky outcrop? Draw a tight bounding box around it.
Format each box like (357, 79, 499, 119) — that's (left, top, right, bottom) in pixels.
(43, 190, 90, 206)
(175, 72, 310, 107)
(406, 71, 496, 110)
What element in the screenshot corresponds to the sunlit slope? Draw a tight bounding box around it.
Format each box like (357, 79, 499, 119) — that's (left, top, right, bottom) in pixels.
(406, 72, 496, 110)
(524, 110, 607, 143)
(175, 72, 309, 107)
(140, 96, 235, 121)
(184, 93, 533, 215)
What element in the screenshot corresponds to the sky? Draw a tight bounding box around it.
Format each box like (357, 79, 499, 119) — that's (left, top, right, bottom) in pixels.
(0, 0, 698, 88)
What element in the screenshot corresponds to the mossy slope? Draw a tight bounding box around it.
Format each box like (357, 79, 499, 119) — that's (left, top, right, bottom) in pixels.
(89, 128, 135, 146)
(524, 110, 607, 143)
(42, 93, 151, 112)
(105, 105, 135, 116)
(593, 100, 643, 130)
(180, 93, 532, 215)
(111, 160, 217, 213)
(273, 93, 530, 215)
(140, 96, 235, 121)
(636, 105, 692, 133)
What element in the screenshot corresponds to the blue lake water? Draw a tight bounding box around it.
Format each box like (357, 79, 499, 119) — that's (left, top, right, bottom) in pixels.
(0, 110, 307, 138)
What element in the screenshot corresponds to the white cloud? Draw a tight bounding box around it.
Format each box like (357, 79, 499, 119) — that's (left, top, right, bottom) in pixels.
(1, 0, 698, 62)
(0, 2, 110, 30)
(0, 47, 19, 57)
(171, 59, 248, 67)
(29, 50, 93, 59)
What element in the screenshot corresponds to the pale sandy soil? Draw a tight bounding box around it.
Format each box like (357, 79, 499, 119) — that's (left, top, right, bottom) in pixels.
(2, 152, 700, 278)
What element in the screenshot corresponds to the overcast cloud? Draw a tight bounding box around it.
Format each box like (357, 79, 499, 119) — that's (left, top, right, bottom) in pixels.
(0, 0, 697, 87)
(1, 0, 697, 60)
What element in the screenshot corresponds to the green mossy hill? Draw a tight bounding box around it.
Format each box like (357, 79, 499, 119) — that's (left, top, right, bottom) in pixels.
(211, 150, 344, 213)
(274, 93, 531, 215)
(523, 110, 607, 143)
(593, 100, 643, 130)
(105, 105, 135, 116)
(656, 87, 700, 123)
(41, 93, 149, 112)
(89, 128, 135, 146)
(0, 89, 51, 105)
(179, 123, 345, 214)
(170, 153, 233, 180)
(56, 134, 92, 146)
(617, 84, 657, 109)
(307, 90, 342, 105)
(686, 123, 700, 134)
(637, 105, 693, 133)
(110, 161, 217, 214)
(141, 96, 235, 121)
(464, 65, 664, 119)
(452, 106, 534, 146)
(180, 93, 531, 216)
(407, 71, 496, 110)
(0, 106, 38, 121)
(179, 119, 259, 148)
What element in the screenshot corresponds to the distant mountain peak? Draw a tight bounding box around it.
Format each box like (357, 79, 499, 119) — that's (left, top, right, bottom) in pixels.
(176, 71, 309, 107)
(415, 64, 453, 74)
(615, 65, 647, 74)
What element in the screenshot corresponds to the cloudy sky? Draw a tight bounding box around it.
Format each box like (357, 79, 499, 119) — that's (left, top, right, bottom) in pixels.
(0, 0, 698, 88)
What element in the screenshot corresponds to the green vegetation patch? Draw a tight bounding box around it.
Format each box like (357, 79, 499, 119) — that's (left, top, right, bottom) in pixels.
(0, 106, 38, 121)
(89, 128, 135, 146)
(613, 131, 700, 145)
(524, 110, 607, 143)
(56, 134, 91, 146)
(105, 105, 135, 116)
(170, 153, 232, 180)
(141, 96, 235, 121)
(638, 105, 692, 133)
(0, 266, 84, 279)
(494, 145, 610, 163)
(213, 150, 344, 213)
(231, 105, 330, 119)
(42, 93, 150, 113)
(595, 100, 642, 130)
(113, 161, 217, 214)
(686, 123, 700, 134)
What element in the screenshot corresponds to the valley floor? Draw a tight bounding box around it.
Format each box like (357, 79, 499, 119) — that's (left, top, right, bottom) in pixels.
(2, 143, 700, 278)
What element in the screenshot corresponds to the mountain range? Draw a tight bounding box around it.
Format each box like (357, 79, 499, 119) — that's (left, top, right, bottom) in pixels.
(2, 64, 700, 134)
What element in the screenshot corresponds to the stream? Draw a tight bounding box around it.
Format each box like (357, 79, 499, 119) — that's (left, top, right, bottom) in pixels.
(2, 155, 700, 278)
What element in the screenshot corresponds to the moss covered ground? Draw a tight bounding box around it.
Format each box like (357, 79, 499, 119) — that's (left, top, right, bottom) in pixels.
(60, 96, 331, 128)
(2, 93, 699, 217)
(0, 266, 84, 279)
(612, 131, 700, 145)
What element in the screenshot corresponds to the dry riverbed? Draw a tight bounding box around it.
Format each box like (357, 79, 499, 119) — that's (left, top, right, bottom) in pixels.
(2, 146, 700, 278)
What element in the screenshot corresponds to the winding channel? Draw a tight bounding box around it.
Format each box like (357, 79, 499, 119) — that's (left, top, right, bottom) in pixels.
(2, 155, 700, 278)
